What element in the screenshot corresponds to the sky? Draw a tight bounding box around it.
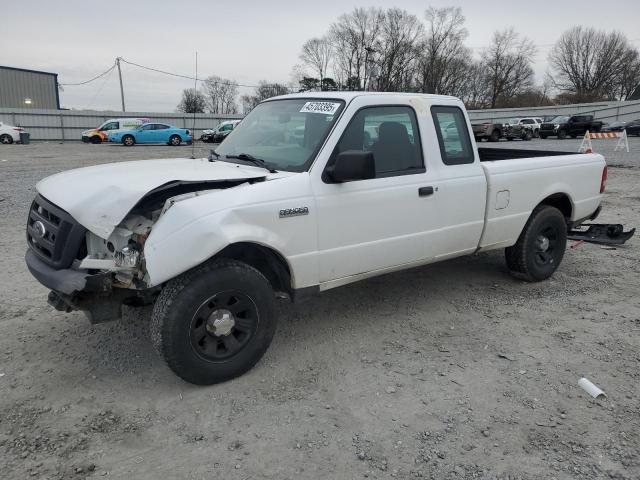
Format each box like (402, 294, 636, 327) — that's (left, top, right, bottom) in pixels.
(3, 0, 640, 112)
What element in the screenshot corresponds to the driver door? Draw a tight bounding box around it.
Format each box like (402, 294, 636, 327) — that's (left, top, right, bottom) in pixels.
(136, 124, 155, 143)
(312, 99, 442, 284)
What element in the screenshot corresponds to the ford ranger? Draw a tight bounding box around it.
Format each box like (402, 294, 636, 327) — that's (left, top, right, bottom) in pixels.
(26, 93, 620, 385)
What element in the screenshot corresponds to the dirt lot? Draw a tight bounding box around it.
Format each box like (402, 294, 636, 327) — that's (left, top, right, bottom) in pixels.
(0, 139, 638, 480)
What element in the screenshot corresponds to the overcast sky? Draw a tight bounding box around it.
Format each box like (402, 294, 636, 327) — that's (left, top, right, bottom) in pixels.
(4, 0, 640, 112)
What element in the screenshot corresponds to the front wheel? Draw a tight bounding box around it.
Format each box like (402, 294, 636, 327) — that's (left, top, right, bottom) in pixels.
(505, 205, 567, 282)
(122, 135, 135, 146)
(557, 130, 567, 139)
(150, 259, 277, 385)
(169, 135, 182, 146)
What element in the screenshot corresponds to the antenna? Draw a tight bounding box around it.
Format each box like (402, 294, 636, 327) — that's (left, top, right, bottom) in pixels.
(190, 51, 198, 159)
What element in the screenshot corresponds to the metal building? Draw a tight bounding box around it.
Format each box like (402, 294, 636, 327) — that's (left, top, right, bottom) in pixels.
(0, 66, 60, 110)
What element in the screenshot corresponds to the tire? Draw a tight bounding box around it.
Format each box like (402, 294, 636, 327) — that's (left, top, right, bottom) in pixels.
(90, 135, 102, 144)
(533, 129, 540, 138)
(570, 134, 577, 139)
(122, 135, 135, 146)
(169, 135, 182, 146)
(507, 137, 514, 141)
(524, 131, 533, 141)
(505, 205, 567, 282)
(150, 259, 277, 385)
(0, 134, 14, 145)
(539, 133, 547, 139)
(488, 129, 500, 142)
(557, 130, 567, 139)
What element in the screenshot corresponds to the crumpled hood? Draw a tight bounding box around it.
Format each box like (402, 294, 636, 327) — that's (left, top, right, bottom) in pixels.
(37, 157, 267, 238)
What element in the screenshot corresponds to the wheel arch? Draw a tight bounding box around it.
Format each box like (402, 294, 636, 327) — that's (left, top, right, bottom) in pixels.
(535, 192, 573, 221)
(211, 242, 293, 298)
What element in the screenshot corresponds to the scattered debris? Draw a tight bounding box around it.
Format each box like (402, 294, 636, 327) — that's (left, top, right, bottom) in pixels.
(498, 353, 516, 361)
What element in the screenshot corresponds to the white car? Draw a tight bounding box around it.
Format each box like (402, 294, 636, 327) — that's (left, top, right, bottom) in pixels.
(508, 117, 542, 137)
(0, 122, 25, 144)
(26, 92, 619, 385)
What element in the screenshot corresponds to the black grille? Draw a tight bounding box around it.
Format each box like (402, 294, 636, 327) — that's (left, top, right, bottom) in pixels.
(27, 195, 87, 269)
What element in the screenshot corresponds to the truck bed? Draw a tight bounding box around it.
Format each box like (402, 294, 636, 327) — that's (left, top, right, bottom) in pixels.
(478, 147, 573, 162)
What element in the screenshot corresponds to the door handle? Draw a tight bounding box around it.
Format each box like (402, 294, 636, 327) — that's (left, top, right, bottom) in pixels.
(418, 186, 434, 197)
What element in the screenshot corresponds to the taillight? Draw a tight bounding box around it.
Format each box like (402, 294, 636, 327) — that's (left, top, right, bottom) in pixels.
(13, 127, 23, 131)
(600, 166, 608, 193)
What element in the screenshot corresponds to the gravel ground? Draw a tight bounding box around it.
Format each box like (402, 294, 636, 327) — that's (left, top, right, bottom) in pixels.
(0, 139, 638, 480)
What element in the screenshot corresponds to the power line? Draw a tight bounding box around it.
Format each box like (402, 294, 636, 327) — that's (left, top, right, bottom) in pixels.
(59, 63, 116, 86)
(119, 57, 292, 90)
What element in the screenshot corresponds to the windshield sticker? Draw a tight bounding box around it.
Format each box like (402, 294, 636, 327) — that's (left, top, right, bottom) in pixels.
(300, 101, 341, 115)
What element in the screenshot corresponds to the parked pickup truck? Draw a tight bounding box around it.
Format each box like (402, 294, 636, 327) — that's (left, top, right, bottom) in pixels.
(26, 92, 621, 385)
(539, 115, 604, 139)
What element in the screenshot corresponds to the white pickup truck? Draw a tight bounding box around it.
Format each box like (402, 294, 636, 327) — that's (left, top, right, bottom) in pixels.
(26, 92, 623, 385)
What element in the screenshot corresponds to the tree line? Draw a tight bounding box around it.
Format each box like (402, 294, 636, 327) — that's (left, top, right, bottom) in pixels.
(177, 6, 640, 114)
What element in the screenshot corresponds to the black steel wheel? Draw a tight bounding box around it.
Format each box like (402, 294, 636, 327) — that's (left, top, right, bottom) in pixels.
(189, 291, 259, 361)
(505, 205, 567, 282)
(151, 259, 277, 385)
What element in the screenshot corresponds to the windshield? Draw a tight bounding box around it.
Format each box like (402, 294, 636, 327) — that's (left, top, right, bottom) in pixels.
(215, 98, 345, 172)
(550, 116, 569, 123)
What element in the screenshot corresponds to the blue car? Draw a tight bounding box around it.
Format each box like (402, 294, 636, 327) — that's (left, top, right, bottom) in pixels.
(108, 123, 192, 146)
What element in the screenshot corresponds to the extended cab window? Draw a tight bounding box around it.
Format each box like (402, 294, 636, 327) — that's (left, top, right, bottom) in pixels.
(431, 106, 474, 166)
(334, 106, 424, 176)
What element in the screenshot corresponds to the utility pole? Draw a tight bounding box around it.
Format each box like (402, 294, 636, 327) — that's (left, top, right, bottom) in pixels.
(116, 57, 126, 112)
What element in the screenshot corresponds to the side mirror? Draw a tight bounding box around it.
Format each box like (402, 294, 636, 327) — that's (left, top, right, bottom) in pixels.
(326, 150, 375, 183)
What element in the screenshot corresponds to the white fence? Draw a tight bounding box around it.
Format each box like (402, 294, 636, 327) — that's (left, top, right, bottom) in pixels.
(2, 98, 640, 141)
(467, 99, 640, 124)
(0, 108, 242, 141)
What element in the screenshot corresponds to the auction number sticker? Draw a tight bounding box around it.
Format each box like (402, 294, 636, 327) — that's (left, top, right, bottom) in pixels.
(300, 101, 341, 115)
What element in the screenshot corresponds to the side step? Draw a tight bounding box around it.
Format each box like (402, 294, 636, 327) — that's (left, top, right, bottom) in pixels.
(568, 223, 635, 245)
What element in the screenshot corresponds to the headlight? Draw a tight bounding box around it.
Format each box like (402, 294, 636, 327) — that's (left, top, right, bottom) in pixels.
(114, 246, 140, 268)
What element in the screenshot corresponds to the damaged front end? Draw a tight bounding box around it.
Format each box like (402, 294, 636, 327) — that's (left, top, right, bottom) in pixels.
(26, 178, 258, 324)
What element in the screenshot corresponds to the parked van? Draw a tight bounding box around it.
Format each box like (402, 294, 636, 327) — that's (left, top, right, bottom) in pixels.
(81, 118, 149, 144)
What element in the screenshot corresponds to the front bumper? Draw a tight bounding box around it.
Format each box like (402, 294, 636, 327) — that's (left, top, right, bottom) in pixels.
(25, 249, 111, 295)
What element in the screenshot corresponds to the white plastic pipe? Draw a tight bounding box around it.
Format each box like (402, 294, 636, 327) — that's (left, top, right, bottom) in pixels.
(578, 377, 606, 399)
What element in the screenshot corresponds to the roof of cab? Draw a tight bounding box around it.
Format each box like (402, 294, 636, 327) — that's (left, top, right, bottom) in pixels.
(269, 91, 459, 102)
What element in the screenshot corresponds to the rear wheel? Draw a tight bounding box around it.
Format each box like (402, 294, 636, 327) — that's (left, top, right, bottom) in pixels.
(122, 135, 135, 146)
(169, 134, 182, 146)
(0, 134, 13, 144)
(539, 133, 547, 139)
(150, 259, 277, 385)
(524, 130, 533, 141)
(533, 129, 540, 138)
(505, 205, 567, 282)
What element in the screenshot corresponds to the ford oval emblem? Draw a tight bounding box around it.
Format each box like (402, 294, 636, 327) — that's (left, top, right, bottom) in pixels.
(33, 220, 46, 238)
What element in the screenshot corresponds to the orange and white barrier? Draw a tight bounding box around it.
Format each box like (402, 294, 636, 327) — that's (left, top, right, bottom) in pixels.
(579, 129, 629, 153)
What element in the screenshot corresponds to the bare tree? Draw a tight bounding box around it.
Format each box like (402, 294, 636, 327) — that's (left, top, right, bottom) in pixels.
(372, 8, 423, 92)
(481, 28, 536, 108)
(202, 76, 239, 114)
(299, 37, 333, 88)
(328, 7, 384, 90)
(176, 88, 206, 113)
(549, 26, 636, 101)
(416, 7, 471, 95)
(616, 48, 640, 100)
(240, 81, 290, 113)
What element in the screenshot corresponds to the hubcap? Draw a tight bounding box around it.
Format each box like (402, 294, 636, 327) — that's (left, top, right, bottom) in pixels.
(534, 226, 558, 266)
(206, 309, 235, 336)
(189, 291, 259, 361)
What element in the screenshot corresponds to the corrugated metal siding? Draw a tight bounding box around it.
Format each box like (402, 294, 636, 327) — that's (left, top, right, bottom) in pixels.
(0, 68, 58, 109)
(0, 107, 243, 140)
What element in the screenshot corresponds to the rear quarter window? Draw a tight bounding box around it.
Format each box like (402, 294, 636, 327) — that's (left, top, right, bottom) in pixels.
(431, 106, 475, 166)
